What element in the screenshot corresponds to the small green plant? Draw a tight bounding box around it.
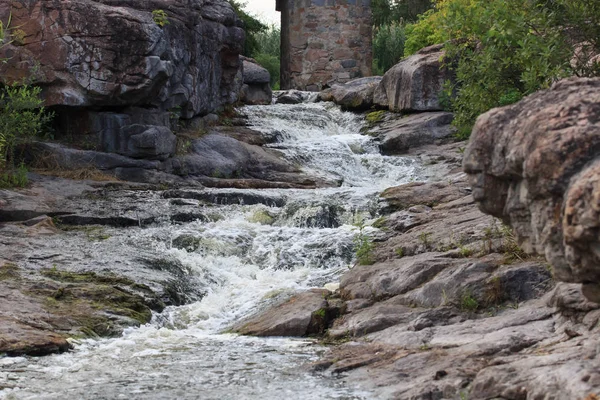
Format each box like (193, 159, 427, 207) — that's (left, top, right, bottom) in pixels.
(11, 28, 25, 45)
(418, 231, 433, 249)
(499, 223, 527, 262)
(459, 290, 479, 312)
(314, 308, 327, 319)
(458, 245, 474, 258)
(372, 216, 387, 229)
(354, 232, 375, 265)
(353, 215, 375, 265)
(0, 161, 28, 188)
(152, 10, 169, 27)
(395, 247, 405, 258)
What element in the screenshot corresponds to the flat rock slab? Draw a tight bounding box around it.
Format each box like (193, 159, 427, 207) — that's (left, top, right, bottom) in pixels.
(234, 289, 329, 337)
(371, 112, 456, 154)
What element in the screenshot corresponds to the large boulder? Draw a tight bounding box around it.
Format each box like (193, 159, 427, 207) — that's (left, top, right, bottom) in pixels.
(240, 57, 272, 105)
(233, 289, 331, 336)
(0, 0, 244, 160)
(319, 76, 382, 110)
(370, 112, 455, 154)
(463, 77, 600, 299)
(374, 44, 453, 112)
(0, 0, 243, 116)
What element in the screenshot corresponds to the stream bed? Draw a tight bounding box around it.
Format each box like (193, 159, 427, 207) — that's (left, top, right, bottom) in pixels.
(1, 101, 423, 399)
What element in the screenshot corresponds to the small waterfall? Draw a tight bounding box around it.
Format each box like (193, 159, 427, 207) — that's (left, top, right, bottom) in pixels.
(1, 100, 423, 399)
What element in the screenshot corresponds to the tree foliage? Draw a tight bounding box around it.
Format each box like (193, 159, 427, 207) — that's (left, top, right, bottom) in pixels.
(228, 0, 268, 57)
(372, 0, 434, 74)
(0, 83, 53, 169)
(372, 22, 406, 75)
(402, 0, 600, 138)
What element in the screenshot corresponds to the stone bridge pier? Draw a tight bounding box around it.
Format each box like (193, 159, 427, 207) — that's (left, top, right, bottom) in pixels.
(276, 0, 372, 91)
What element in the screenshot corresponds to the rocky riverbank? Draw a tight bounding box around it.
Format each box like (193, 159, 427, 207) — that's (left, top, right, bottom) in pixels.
(235, 79, 600, 399)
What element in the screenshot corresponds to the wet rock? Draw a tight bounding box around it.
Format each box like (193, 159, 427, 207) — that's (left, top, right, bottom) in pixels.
(320, 77, 382, 110)
(374, 44, 454, 112)
(162, 189, 286, 207)
(0, 266, 161, 356)
(233, 289, 331, 337)
(240, 58, 272, 105)
(463, 77, 600, 289)
(275, 90, 314, 104)
(209, 126, 276, 146)
(369, 112, 455, 155)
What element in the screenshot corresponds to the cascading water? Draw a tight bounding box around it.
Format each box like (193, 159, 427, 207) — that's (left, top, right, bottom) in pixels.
(0, 100, 422, 399)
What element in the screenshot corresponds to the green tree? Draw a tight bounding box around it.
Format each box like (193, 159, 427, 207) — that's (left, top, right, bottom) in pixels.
(251, 24, 281, 88)
(228, 0, 268, 57)
(372, 22, 406, 74)
(403, 0, 600, 138)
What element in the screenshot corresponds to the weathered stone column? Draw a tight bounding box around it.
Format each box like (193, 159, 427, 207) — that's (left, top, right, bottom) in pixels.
(279, 0, 372, 91)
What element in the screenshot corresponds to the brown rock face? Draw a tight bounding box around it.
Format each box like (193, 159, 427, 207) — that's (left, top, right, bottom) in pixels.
(0, 0, 244, 120)
(233, 289, 331, 337)
(374, 44, 454, 112)
(463, 77, 600, 291)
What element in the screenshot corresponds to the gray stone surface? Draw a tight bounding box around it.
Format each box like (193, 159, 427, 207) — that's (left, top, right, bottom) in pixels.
(374, 44, 454, 112)
(242, 59, 271, 84)
(0, 0, 244, 118)
(320, 76, 382, 110)
(368, 111, 455, 154)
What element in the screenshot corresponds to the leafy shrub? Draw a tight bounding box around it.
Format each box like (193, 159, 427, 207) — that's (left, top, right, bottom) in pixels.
(228, 1, 268, 57)
(373, 21, 407, 74)
(403, 0, 600, 137)
(253, 53, 280, 88)
(152, 10, 169, 27)
(0, 82, 53, 170)
(404, 9, 446, 56)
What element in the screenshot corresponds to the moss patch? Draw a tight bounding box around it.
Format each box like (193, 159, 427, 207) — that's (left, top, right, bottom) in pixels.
(366, 110, 386, 124)
(31, 268, 162, 337)
(0, 262, 20, 281)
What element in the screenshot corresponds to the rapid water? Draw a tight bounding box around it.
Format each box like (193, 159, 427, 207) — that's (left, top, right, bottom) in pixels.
(0, 101, 422, 399)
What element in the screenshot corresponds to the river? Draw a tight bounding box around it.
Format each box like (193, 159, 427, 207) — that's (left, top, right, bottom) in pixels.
(0, 101, 422, 399)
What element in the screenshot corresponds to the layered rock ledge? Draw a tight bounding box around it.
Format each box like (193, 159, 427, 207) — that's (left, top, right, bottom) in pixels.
(464, 77, 600, 298)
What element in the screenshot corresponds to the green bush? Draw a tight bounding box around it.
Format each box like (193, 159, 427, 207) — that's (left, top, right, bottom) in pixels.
(403, 0, 600, 138)
(372, 0, 434, 26)
(253, 53, 280, 88)
(404, 9, 446, 56)
(0, 82, 53, 170)
(373, 21, 407, 74)
(228, 1, 268, 57)
(151, 10, 169, 27)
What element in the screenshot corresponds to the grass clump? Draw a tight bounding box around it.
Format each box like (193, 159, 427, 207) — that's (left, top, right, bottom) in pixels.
(459, 290, 479, 312)
(353, 216, 375, 266)
(0, 162, 28, 188)
(152, 10, 169, 27)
